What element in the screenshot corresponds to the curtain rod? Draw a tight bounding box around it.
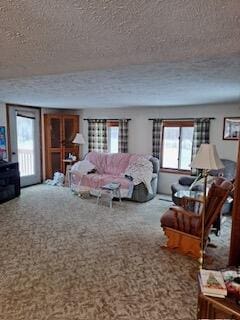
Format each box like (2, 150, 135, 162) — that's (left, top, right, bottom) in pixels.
(84, 118, 131, 121)
(148, 117, 215, 120)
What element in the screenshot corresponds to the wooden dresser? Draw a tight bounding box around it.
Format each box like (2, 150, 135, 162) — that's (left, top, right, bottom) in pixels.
(0, 161, 20, 203)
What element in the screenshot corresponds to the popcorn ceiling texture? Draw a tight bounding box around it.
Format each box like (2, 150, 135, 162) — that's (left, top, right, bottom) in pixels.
(1, 58, 240, 108)
(1, 0, 240, 79)
(0, 0, 240, 107)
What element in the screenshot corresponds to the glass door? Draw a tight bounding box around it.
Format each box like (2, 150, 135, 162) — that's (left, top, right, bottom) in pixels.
(8, 106, 41, 187)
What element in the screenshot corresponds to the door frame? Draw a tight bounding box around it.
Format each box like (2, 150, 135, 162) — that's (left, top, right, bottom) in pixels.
(7, 104, 43, 186)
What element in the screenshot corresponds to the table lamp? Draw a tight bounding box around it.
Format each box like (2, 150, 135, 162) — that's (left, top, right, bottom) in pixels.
(72, 133, 85, 159)
(190, 144, 224, 268)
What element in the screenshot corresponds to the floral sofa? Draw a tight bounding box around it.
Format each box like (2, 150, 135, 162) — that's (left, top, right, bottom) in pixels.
(71, 151, 159, 202)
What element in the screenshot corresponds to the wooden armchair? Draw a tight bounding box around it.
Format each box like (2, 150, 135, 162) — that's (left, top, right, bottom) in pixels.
(160, 178, 233, 258)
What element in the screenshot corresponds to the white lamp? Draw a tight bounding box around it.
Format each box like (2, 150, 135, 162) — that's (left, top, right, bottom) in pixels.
(72, 133, 85, 145)
(190, 144, 224, 268)
(191, 144, 224, 171)
(72, 133, 85, 159)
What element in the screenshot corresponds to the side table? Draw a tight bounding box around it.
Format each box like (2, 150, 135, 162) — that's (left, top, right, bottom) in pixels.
(197, 274, 240, 319)
(63, 159, 76, 187)
(174, 190, 203, 207)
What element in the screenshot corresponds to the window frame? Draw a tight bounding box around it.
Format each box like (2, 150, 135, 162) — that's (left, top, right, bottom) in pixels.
(161, 120, 194, 174)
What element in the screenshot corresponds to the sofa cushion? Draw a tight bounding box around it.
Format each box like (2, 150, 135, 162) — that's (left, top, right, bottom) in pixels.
(85, 151, 142, 176)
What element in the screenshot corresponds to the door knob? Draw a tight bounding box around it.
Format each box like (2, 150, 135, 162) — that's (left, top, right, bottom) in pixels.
(12, 152, 16, 155)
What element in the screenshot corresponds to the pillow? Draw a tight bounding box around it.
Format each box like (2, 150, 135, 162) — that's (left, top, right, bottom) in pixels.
(71, 160, 96, 175)
(189, 174, 215, 191)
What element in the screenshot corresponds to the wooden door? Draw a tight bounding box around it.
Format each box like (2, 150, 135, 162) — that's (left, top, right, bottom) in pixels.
(44, 114, 79, 179)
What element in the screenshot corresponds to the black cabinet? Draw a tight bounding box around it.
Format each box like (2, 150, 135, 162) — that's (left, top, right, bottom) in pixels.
(0, 161, 20, 204)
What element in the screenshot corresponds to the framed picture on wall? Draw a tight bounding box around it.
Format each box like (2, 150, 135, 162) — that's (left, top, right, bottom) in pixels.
(0, 126, 7, 160)
(223, 117, 240, 140)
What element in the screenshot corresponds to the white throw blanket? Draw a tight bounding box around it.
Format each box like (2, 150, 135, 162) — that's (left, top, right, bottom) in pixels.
(45, 172, 65, 186)
(71, 159, 96, 175)
(124, 157, 153, 194)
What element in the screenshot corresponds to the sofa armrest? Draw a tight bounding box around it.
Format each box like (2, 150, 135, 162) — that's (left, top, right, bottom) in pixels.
(149, 157, 159, 173)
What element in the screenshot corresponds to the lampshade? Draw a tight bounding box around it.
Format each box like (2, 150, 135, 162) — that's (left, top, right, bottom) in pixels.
(190, 144, 224, 170)
(72, 133, 85, 145)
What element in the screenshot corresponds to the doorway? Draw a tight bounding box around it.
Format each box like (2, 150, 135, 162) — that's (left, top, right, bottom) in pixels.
(8, 105, 41, 187)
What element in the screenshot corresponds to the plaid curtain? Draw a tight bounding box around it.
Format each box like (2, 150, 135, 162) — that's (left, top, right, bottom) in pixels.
(191, 118, 210, 174)
(88, 120, 107, 152)
(118, 119, 129, 153)
(152, 119, 163, 161)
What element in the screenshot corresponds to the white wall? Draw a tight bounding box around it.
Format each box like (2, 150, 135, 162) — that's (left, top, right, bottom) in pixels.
(81, 103, 240, 194)
(0, 104, 7, 127)
(0, 104, 8, 160)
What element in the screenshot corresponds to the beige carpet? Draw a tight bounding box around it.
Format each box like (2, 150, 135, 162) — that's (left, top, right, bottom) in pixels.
(0, 185, 231, 320)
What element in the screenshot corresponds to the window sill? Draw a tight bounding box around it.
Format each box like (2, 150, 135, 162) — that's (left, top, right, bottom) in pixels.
(160, 168, 191, 175)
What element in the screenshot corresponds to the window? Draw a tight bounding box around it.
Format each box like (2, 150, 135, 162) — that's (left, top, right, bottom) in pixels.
(161, 120, 194, 171)
(107, 121, 119, 153)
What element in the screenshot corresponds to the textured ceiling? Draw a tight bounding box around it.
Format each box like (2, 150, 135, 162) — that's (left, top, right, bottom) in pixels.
(0, 0, 240, 108)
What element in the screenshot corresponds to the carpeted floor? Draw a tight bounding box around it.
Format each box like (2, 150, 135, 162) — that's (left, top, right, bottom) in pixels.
(0, 185, 231, 320)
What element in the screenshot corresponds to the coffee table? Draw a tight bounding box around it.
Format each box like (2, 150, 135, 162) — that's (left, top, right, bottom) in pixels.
(97, 182, 121, 208)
